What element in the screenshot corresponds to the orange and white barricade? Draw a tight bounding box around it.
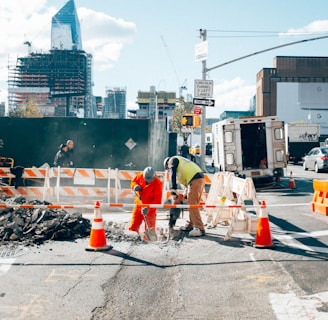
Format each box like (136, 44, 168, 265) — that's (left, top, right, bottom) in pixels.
(52, 167, 111, 203)
(0, 167, 51, 201)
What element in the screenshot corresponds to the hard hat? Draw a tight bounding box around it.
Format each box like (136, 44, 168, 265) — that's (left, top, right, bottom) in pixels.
(143, 166, 155, 183)
(163, 157, 170, 170)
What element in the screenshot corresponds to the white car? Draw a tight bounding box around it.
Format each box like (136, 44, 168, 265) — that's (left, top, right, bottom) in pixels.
(303, 147, 328, 173)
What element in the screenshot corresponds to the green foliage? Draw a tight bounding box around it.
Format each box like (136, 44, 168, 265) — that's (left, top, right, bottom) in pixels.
(172, 98, 193, 142)
(9, 99, 43, 118)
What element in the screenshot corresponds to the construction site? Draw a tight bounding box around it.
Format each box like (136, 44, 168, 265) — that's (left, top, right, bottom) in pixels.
(7, 49, 94, 117)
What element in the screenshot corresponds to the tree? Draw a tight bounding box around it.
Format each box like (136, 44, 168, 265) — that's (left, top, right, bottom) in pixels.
(172, 97, 194, 143)
(9, 98, 43, 118)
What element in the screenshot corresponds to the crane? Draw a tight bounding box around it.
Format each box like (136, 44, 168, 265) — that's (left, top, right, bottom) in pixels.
(160, 35, 188, 97)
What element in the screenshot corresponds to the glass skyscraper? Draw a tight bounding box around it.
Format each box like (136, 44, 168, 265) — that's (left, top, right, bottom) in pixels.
(51, 0, 82, 50)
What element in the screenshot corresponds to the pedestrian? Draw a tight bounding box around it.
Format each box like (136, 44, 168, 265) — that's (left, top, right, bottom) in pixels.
(164, 155, 206, 237)
(66, 139, 74, 167)
(180, 141, 190, 159)
(53, 143, 69, 167)
(128, 166, 163, 235)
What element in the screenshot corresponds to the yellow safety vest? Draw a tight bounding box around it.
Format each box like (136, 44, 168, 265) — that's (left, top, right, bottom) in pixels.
(175, 156, 202, 187)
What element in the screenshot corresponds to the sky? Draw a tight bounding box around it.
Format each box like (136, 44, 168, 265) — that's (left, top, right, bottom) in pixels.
(1, 0, 328, 118)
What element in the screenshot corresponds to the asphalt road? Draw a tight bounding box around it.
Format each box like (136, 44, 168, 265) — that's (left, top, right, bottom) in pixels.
(0, 164, 327, 320)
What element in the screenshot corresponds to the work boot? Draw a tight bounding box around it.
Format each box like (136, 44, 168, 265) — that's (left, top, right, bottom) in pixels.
(189, 228, 205, 237)
(179, 225, 193, 231)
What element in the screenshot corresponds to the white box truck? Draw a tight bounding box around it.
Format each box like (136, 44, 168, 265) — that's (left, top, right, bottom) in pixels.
(212, 116, 286, 184)
(285, 122, 320, 164)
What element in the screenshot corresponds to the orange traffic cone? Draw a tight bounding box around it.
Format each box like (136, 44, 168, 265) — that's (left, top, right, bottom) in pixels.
(289, 171, 296, 189)
(85, 201, 112, 251)
(254, 200, 274, 248)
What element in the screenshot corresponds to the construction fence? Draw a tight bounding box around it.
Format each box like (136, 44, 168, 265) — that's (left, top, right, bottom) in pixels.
(0, 167, 213, 204)
(0, 169, 267, 241)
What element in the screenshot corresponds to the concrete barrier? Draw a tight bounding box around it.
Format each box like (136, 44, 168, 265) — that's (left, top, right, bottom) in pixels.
(311, 179, 328, 216)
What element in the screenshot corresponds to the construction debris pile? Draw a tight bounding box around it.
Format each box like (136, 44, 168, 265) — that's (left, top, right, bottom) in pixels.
(0, 197, 174, 246)
(0, 197, 151, 246)
(0, 197, 91, 245)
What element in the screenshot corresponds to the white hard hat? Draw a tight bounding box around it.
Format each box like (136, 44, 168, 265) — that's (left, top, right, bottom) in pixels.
(143, 166, 155, 183)
(163, 157, 170, 170)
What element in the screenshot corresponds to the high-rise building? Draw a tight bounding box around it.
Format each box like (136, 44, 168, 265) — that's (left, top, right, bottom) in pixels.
(51, 0, 82, 50)
(7, 0, 95, 118)
(103, 87, 127, 119)
(129, 86, 176, 120)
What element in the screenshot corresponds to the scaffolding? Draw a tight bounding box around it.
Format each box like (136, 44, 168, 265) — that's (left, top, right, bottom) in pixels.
(8, 49, 93, 117)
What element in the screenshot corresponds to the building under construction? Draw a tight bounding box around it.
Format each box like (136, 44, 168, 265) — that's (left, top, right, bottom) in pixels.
(7, 0, 95, 117)
(8, 49, 93, 117)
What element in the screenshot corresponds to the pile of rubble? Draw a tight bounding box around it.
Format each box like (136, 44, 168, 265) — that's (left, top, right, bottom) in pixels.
(0, 196, 174, 246)
(0, 197, 91, 245)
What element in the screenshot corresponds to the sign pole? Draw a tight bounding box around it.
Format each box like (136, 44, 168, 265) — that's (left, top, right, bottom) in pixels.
(200, 29, 207, 172)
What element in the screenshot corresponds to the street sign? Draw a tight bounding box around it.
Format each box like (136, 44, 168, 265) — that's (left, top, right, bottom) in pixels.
(194, 79, 213, 98)
(193, 106, 202, 114)
(194, 41, 208, 62)
(193, 98, 215, 107)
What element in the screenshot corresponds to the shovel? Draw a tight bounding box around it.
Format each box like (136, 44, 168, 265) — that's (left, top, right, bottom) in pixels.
(136, 191, 158, 242)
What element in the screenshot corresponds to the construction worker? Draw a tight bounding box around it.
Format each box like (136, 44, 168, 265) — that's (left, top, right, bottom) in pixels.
(53, 143, 69, 167)
(180, 141, 190, 159)
(128, 166, 163, 234)
(164, 155, 206, 237)
(66, 139, 74, 167)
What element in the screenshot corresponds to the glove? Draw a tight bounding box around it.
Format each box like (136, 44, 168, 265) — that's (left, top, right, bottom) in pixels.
(134, 185, 142, 192)
(170, 189, 178, 198)
(142, 207, 149, 215)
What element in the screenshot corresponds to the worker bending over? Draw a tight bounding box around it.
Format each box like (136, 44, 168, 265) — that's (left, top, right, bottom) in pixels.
(128, 167, 163, 234)
(164, 156, 206, 237)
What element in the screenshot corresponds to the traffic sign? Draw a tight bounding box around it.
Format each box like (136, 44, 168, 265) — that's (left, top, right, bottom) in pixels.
(193, 98, 215, 107)
(195, 41, 208, 62)
(194, 106, 202, 114)
(194, 79, 213, 98)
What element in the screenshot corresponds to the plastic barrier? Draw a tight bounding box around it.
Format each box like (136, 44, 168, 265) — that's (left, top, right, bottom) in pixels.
(0, 167, 51, 201)
(205, 172, 259, 240)
(51, 168, 111, 203)
(0, 157, 14, 186)
(311, 179, 328, 216)
(0, 166, 213, 204)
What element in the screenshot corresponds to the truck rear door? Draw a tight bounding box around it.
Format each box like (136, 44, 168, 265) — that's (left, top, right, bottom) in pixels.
(223, 123, 238, 171)
(270, 121, 286, 168)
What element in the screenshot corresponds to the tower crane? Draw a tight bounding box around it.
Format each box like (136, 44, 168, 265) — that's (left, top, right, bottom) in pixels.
(160, 35, 188, 98)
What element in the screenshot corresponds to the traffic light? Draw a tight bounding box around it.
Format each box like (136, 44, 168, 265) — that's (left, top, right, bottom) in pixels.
(182, 114, 194, 126)
(181, 114, 201, 128)
(193, 115, 201, 127)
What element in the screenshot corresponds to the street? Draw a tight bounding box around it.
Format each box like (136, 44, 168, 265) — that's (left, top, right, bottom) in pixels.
(0, 164, 327, 319)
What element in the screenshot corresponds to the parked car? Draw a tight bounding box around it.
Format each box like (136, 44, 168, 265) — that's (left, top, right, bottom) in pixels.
(303, 147, 328, 173)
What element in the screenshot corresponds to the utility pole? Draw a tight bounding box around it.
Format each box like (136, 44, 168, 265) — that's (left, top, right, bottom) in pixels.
(200, 29, 207, 172)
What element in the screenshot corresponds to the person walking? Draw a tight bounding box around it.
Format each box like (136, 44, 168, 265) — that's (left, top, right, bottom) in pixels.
(128, 166, 163, 235)
(164, 155, 205, 237)
(66, 139, 74, 167)
(53, 143, 69, 167)
(180, 141, 190, 159)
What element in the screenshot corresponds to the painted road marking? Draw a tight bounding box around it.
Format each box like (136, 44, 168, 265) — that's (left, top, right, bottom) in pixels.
(270, 290, 328, 320)
(0, 258, 15, 276)
(273, 229, 328, 254)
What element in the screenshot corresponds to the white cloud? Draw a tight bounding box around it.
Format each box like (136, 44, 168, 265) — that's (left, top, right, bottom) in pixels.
(207, 77, 255, 117)
(0, 2, 136, 82)
(78, 7, 136, 71)
(280, 20, 328, 36)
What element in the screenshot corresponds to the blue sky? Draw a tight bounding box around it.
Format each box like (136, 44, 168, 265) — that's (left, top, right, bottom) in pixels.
(1, 0, 328, 117)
